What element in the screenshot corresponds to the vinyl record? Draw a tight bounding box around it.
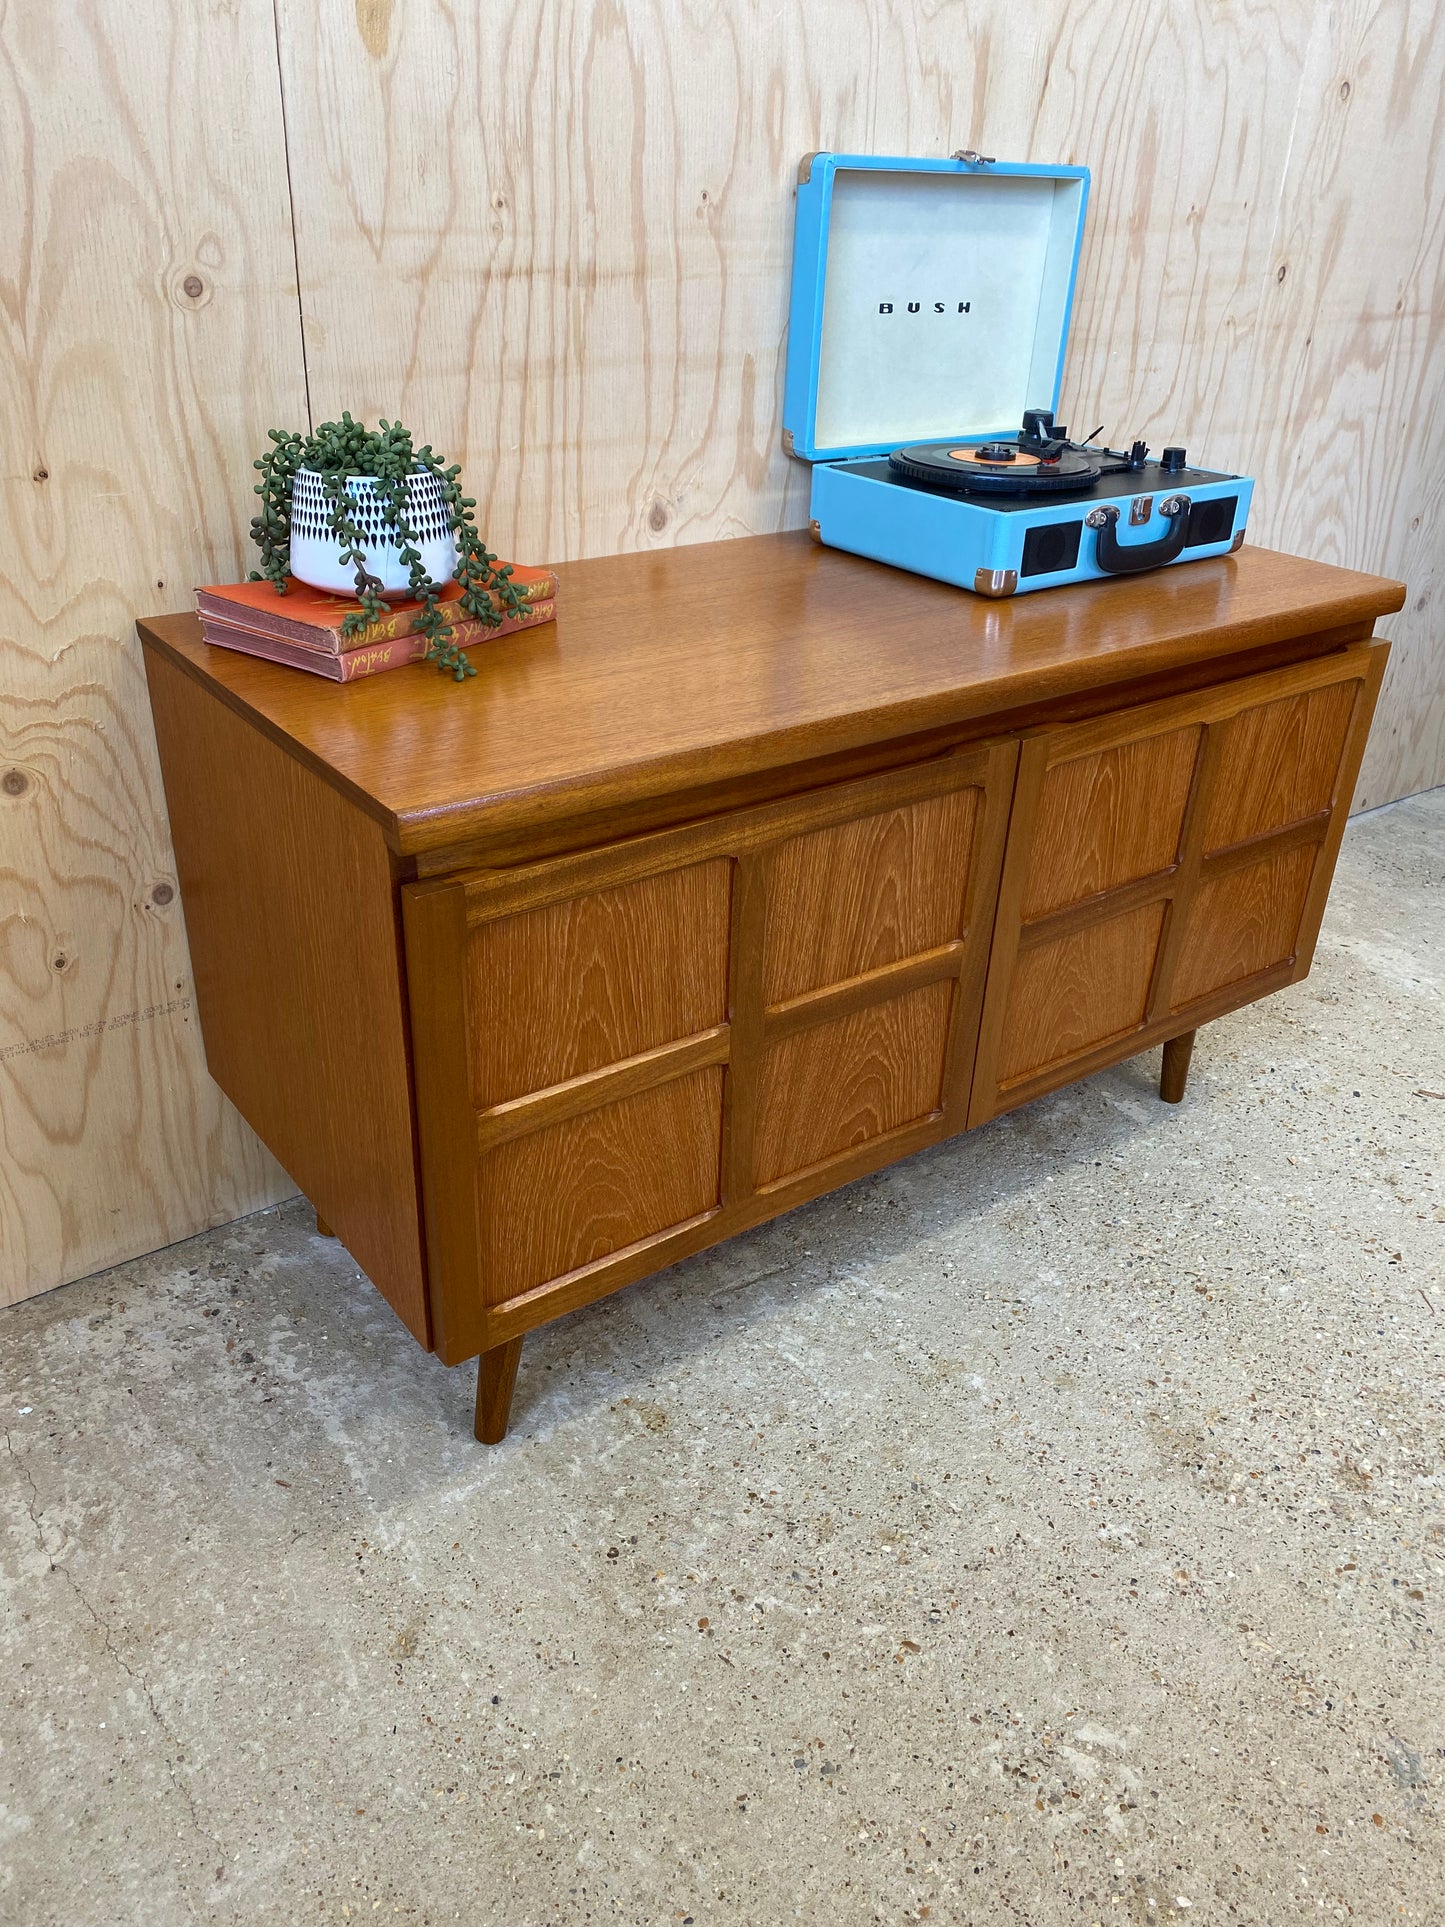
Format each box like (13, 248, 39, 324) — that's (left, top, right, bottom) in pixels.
(888, 439, 1104, 496)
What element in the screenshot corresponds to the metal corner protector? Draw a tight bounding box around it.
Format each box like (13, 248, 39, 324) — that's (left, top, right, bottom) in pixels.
(973, 568, 1018, 598)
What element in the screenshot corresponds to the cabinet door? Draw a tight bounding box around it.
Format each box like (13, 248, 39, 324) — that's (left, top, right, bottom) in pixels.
(404, 740, 1018, 1362)
(968, 642, 1387, 1125)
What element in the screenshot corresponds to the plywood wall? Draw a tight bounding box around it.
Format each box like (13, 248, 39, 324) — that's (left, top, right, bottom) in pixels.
(3, 0, 1442, 1305)
(0, 0, 304, 1307)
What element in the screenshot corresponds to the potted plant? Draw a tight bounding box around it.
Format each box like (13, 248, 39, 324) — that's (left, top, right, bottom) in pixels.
(249, 414, 527, 679)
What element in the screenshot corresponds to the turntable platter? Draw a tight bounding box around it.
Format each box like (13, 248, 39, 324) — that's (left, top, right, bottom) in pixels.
(888, 439, 1104, 496)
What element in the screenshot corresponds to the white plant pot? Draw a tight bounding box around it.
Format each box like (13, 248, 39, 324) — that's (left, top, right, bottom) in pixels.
(287, 467, 457, 598)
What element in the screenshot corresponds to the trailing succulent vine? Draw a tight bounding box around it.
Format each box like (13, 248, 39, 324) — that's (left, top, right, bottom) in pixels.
(249, 415, 526, 680)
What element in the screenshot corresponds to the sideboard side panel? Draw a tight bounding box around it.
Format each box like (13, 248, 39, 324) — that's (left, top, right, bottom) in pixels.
(144, 647, 429, 1343)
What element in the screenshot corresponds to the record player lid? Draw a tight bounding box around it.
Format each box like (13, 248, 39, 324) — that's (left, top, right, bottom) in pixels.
(783, 153, 1089, 463)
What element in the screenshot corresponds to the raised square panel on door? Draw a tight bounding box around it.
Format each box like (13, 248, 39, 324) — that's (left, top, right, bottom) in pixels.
(469, 860, 730, 1107)
(1168, 845, 1316, 1010)
(994, 900, 1168, 1090)
(763, 787, 978, 1003)
(476, 1067, 724, 1306)
(753, 979, 954, 1188)
(1201, 680, 1358, 852)
(1019, 727, 1199, 920)
(970, 641, 1388, 1125)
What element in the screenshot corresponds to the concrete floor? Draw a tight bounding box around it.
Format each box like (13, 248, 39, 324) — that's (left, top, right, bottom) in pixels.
(3, 790, 1442, 1926)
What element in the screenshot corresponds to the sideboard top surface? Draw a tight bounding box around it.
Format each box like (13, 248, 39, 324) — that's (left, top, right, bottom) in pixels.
(138, 534, 1403, 856)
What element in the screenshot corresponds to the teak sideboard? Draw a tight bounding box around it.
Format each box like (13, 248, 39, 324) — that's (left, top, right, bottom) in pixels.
(139, 535, 1404, 1442)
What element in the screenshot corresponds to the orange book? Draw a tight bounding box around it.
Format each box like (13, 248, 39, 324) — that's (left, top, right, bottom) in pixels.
(196, 563, 558, 652)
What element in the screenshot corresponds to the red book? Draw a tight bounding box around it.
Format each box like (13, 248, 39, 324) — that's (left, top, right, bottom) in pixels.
(199, 599, 556, 680)
(196, 563, 558, 652)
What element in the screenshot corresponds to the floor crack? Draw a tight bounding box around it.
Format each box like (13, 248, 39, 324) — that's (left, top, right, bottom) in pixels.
(4, 1425, 51, 1559)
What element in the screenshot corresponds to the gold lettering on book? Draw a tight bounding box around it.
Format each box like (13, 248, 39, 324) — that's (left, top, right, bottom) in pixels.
(355, 594, 555, 647)
(343, 586, 557, 653)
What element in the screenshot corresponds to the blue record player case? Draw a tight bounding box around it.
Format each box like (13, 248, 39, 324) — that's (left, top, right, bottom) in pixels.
(783, 153, 1253, 596)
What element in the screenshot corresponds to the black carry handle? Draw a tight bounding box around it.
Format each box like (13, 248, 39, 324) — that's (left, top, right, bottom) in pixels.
(1088, 495, 1191, 574)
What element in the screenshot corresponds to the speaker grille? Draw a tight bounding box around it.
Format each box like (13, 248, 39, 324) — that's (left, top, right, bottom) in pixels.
(1020, 520, 1083, 578)
(1184, 494, 1239, 549)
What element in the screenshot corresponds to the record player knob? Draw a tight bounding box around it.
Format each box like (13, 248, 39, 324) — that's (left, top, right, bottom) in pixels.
(1161, 445, 1187, 472)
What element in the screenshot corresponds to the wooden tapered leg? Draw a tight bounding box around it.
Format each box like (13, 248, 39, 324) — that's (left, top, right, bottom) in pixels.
(316, 1212, 335, 1237)
(1160, 1029, 1196, 1104)
(475, 1337, 525, 1444)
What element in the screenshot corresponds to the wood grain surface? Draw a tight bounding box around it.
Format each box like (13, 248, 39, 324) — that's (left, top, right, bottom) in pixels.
(763, 790, 977, 1004)
(1227, 3, 1445, 812)
(1020, 728, 1200, 920)
(468, 860, 730, 1108)
(476, 1066, 724, 1305)
(0, 0, 305, 1304)
(997, 902, 1168, 1089)
(270, 0, 1442, 815)
(135, 541, 1402, 856)
(973, 643, 1385, 1119)
(144, 648, 429, 1340)
(5, 0, 1440, 1305)
(753, 979, 952, 1188)
(1203, 681, 1360, 850)
(1169, 846, 1318, 1011)
(402, 737, 1015, 1361)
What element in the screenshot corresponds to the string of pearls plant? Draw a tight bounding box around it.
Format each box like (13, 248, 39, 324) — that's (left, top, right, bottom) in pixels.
(249, 415, 526, 680)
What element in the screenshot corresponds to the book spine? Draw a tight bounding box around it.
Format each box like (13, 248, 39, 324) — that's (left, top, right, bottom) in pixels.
(200, 601, 556, 679)
(200, 626, 351, 677)
(341, 576, 557, 649)
(197, 571, 559, 650)
(210, 607, 553, 659)
(334, 637, 426, 679)
(335, 602, 556, 672)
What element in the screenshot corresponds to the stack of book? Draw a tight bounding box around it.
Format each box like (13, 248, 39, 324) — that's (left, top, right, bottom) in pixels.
(193, 566, 559, 681)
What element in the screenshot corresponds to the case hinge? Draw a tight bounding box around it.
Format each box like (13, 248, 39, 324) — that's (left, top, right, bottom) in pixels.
(951, 149, 996, 166)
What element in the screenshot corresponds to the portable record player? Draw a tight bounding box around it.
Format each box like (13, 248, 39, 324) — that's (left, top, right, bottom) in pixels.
(782, 153, 1253, 596)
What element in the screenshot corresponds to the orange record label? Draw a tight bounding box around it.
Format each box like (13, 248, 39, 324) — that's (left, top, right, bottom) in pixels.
(947, 446, 1042, 467)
